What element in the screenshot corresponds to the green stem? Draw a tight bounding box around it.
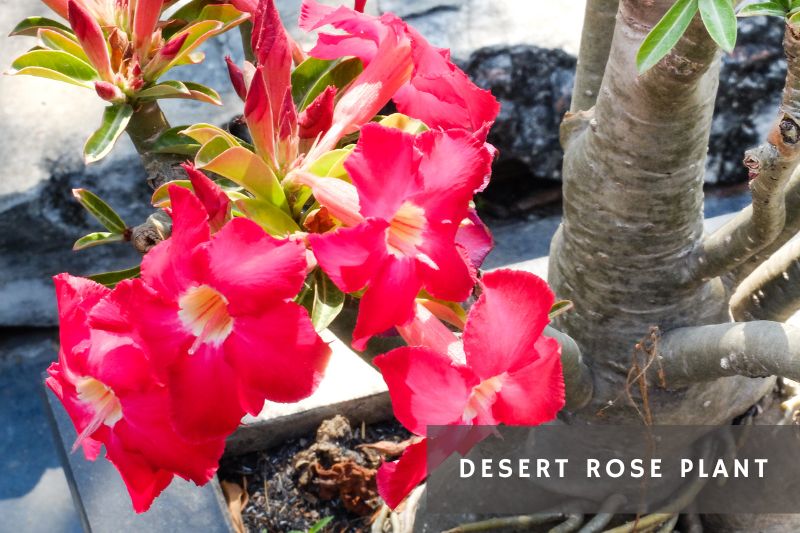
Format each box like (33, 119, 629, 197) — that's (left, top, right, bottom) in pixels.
(127, 100, 171, 153)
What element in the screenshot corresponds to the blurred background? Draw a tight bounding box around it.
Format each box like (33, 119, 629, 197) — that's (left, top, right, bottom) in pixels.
(0, 0, 787, 531)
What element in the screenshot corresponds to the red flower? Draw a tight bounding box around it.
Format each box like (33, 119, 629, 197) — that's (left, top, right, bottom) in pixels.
(301, 123, 492, 349)
(373, 269, 566, 508)
(68, 0, 114, 82)
(299, 0, 499, 139)
(126, 184, 331, 441)
(46, 274, 226, 513)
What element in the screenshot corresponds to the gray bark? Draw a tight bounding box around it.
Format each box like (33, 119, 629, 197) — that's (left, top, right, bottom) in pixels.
(549, 0, 773, 424)
(570, 0, 618, 113)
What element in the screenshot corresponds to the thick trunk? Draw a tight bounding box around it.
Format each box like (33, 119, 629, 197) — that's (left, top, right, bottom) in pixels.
(549, 0, 774, 424)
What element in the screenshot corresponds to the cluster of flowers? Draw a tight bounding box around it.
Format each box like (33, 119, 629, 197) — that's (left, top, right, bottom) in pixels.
(42, 0, 566, 513)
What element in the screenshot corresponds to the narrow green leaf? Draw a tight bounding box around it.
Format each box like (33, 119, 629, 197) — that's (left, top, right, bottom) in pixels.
(136, 80, 192, 100)
(10, 17, 72, 37)
(72, 188, 128, 233)
(738, 2, 788, 17)
(38, 29, 88, 62)
(308, 517, 334, 533)
(699, 0, 737, 52)
(182, 81, 223, 105)
(73, 232, 124, 251)
(87, 265, 141, 287)
(291, 57, 364, 111)
(151, 126, 201, 156)
(84, 104, 134, 164)
(151, 180, 193, 207)
(9, 49, 97, 88)
(549, 300, 575, 320)
(637, 0, 699, 73)
(299, 271, 345, 332)
(235, 198, 300, 237)
(790, 8, 800, 21)
(170, 0, 218, 23)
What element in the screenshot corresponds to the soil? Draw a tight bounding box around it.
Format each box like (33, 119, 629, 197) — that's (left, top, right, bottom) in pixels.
(219, 416, 412, 533)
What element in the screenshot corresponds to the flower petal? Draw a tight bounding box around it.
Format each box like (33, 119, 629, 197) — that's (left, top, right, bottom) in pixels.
(46, 363, 104, 461)
(68, 0, 113, 81)
(353, 256, 420, 350)
(455, 209, 494, 270)
(115, 390, 225, 485)
(309, 219, 388, 293)
(141, 186, 209, 299)
(417, 225, 475, 303)
(196, 218, 308, 315)
(492, 336, 565, 425)
(225, 303, 331, 408)
(377, 438, 427, 510)
(373, 347, 475, 435)
(344, 123, 422, 220)
(463, 269, 555, 379)
(165, 342, 246, 441)
(103, 437, 174, 513)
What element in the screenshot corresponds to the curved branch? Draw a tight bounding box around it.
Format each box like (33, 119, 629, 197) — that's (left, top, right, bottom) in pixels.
(730, 237, 800, 321)
(570, 0, 618, 113)
(689, 23, 800, 282)
(733, 166, 800, 281)
(545, 326, 594, 411)
(657, 321, 800, 387)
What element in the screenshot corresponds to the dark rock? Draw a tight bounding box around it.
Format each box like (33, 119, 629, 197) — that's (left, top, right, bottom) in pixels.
(708, 16, 786, 184)
(0, 157, 152, 327)
(461, 17, 786, 190)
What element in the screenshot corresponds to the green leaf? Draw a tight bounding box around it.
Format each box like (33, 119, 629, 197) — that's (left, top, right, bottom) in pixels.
(9, 49, 97, 88)
(549, 300, 575, 320)
(306, 147, 353, 180)
(379, 113, 429, 134)
(170, 0, 219, 23)
(291, 57, 364, 111)
(87, 265, 141, 287)
(198, 145, 289, 212)
(181, 123, 241, 147)
(84, 104, 134, 164)
(789, 7, 800, 21)
(38, 29, 88, 62)
(137, 80, 193, 100)
(10, 17, 72, 37)
(72, 188, 128, 233)
(235, 198, 300, 236)
(308, 517, 334, 533)
(299, 271, 345, 332)
(738, 1, 787, 17)
(151, 126, 201, 156)
(73, 232, 124, 251)
(637, 0, 699, 73)
(151, 180, 193, 207)
(699, 0, 737, 52)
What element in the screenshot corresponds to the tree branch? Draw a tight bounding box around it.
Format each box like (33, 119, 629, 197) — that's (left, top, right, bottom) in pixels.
(688, 23, 800, 283)
(730, 237, 800, 321)
(545, 326, 594, 411)
(570, 0, 619, 113)
(657, 321, 800, 387)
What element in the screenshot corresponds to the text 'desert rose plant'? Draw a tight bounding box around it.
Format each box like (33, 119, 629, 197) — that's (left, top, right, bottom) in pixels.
(10, 0, 567, 513)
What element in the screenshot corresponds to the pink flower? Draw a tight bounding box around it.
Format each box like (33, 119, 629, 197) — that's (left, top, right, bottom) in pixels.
(46, 274, 226, 513)
(299, 0, 499, 140)
(125, 184, 331, 440)
(300, 123, 492, 350)
(373, 269, 566, 508)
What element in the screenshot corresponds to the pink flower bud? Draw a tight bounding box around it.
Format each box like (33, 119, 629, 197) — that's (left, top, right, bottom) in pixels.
(225, 56, 247, 101)
(94, 81, 125, 102)
(68, 0, 114, 82)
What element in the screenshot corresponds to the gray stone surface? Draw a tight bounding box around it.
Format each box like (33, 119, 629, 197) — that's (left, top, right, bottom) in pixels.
(0, 330, 82, 533)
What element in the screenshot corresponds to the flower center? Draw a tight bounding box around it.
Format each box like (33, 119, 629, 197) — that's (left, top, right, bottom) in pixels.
(386, 201, 426, 257)
(72, 377, 123, 452)
(462, 375, 505, 424)
(178, 285, 234, 354)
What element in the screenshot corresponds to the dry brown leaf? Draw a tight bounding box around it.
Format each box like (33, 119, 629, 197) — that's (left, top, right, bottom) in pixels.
(357, 437, 416, 459)
(221, 479, 249, 533)
(311, 460, 378, 516)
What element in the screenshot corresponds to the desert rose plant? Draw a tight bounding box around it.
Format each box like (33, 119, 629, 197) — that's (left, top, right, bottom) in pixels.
(10, 0, 567, 513)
